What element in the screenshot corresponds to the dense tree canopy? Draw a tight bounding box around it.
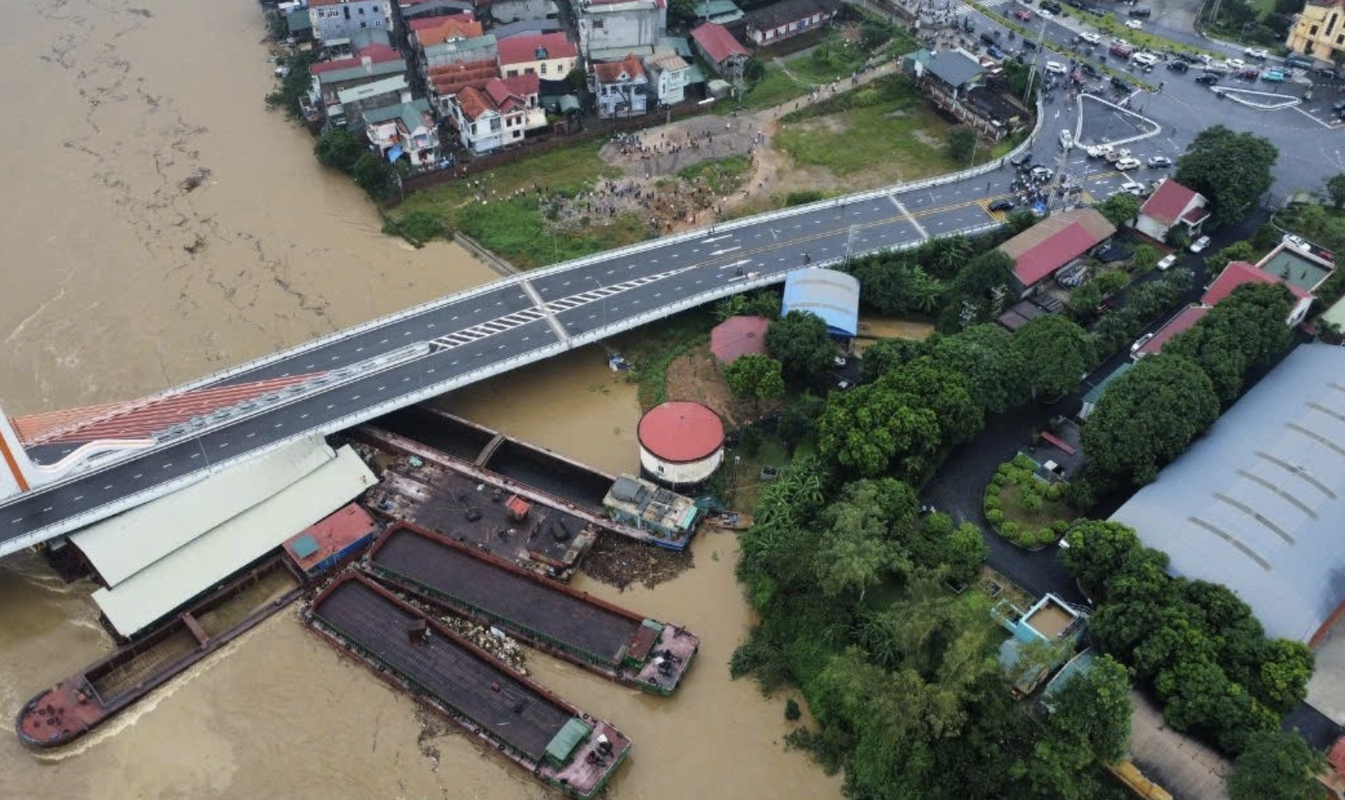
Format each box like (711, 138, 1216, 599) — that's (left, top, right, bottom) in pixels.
(926, 325, 1029, 413)
(1013, 314, 1095, 399)
(859, 337, 929, 383)
(1228, 731, 1326, 800)
(1175, 126, 1278, 226)
(1327, 173, 1345, 210)
(1060, 520, 1145, 595)
(1096, 192, 1140, 227)
(1082, 354, 1220, 486)
(723, 354, 785, 404)
(314, 128, 365, 173)
(1165, 283, 1294, 405)
(766, 311, 836, 380)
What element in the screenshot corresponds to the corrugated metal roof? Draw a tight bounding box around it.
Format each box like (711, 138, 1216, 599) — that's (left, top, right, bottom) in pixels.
(782, 267, 860, 337)
(70, 436, 335, 587)
(1109, 344, 1345, 642)
(93, 445, 375, 638)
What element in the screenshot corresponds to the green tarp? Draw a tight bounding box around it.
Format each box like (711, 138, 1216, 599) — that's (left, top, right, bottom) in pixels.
(545, 717, 592, 765)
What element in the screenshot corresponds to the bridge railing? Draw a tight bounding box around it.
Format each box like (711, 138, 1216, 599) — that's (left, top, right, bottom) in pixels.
(166, 99, 1043, 396)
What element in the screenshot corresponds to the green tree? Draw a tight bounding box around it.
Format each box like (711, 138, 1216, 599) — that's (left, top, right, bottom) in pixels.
(1013, 315, 1095, 399)
(943, 521, 989, 586)
(1327, 173, 1345, 210)
(1227, 730, 1326, 800)
(724, 354, 785, 403)
(859, 18, 896, 50)
(667, 0, 698, 26)
(859, 337, 929, 383)
(1005, 209, 1039, 235)
(1211, 240, 1257, 270)
(879, 357, 984, 447)
(1132, 244, 1160, 274)
(1060, 520, 1144, 594)
(926, 324, 1029, 413)
(817, 384, 940, 477)
(1175, 126, 1278, 226)
(314, 128, 365, 173)
(1082, 354, 1221, 486)
(1251, 639, 1314, 715)
(1097, 192, 1140, 227)
(778, 393, 824, 446)
(946, 125, 979, 163)
(765, 310, 836, 380)
(1166, 282, 1294, 404)
(352, 153, 397, 201)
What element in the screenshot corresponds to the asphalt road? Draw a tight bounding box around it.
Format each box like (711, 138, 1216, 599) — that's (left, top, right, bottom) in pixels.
(5, 5, 1340, 555)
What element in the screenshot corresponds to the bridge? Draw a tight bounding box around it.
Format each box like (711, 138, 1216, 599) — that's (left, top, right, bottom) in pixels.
(0, 148, 1029, 558)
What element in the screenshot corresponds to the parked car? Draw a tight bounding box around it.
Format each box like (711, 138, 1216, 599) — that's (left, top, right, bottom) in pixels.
(1086, 144, 1113, 158)
(1045, 60, 1068, 75)
(1286, 54, 1313, 69)
(1014, 7, 1031, 20)
(981, 32, 999, 46)
(1132, 52, 1159, 67)
(1128, 6, 1151, 16)
(1010, 151, 1033, 167)
(1038, 8, 1054, 18)
(1195, 73, 1220, 85)
(1156, 253, 1178, 271)
(1333, 99, 1345, 116)
(1111, 76, 1132, 92)
(1115, 157, 1142, 170)
(1317, 66, 1339, 79)
(987, 45, 1005, 59)
(1147, 155, 1172, 168)
(989, 198, 1016, 212)
(1284, 233, 1309, 251)
(1031, 165, 1054, 180)
(1023, 38, 1039, 50)
(1166, 60, 1189, 73)
(1189, 235, 1211, 253)
(1082, 62, 1101, 78)
(1110, 43, 1134, 59)
(1080, 31, 1101, 44)
(1225, 58, 1247, 70)
(1244, 47, 1269, 60)
(1060, 129, 1074, 149)
(1119, 180, 1146, 196)
(1131, 333, 1155, 353)
(1125, 18, 1143, 28)
(1262, 69, 1286, 82)
(1040, 0, 1062, 12)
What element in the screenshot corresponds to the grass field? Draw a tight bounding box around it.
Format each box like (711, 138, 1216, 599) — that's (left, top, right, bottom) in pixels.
(997, 484, 1073, 534)
(677, 155, 753, 194)
(388, 141, 634, 269)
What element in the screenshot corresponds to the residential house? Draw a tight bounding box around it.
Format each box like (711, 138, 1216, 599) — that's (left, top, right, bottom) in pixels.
(690, 22, 748, 77)
(1286, 0, 1342, 61)
(307, 44, 407, 125)
(489, 0, 561, 25)
(426, 58, 499, 114)
(993, 593, 1088, 698)
(422, 32, 498, 70)
(1134, 177, 1209, 241)
(286, 6, 314, 41)
(1134, 254, 1321, 360)
(308, 0, 393, 42)
(398, 0, 472, 21)
(577, 0, 667, 60)
(498, 32, 579, 81)
(698, 0, 744, 26)
(364, 98, 441, 167)
(333, 74, 411, 129)
(743, 0, 838, 47)
(491, 19, 565, 40)
(449, 75, 547, 153)
(645, 51, 690, 106)
(592, 54, 649, 118)
(903, 48, 1023, 139)
(408, 14, 484, 53)
(997, 208, 1118, 298)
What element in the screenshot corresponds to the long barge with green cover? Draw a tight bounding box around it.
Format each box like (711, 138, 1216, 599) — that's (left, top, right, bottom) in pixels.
(305, 573, 629, 799)
(366, 521, 698, 695)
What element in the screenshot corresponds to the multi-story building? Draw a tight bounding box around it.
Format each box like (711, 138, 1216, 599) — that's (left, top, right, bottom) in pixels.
(308, 0, 394, 43)
(1287, 0, 1345, 60)
(306, 37, 407, 125)
(449, 75, 548, 153)
(645, 52, 690, 106)
(365, 98, 441, 167)
(576, 0, 666, 59)
(498, 32, 580, 81)
(592, 54, 649, 118)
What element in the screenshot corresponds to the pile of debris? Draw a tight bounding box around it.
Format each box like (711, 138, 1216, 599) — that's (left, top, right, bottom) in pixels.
(400, 594, 529, 675)
(581, 533, 694, 591)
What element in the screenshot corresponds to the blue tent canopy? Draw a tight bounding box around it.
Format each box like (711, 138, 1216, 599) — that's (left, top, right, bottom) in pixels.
(387, 144, 404, 163)
(781, 267, 860, 338)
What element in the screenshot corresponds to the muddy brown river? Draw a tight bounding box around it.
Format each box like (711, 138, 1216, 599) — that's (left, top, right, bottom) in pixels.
(0, 0, 844, 797)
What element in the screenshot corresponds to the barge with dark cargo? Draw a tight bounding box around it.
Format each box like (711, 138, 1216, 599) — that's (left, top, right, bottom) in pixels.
(306, 573, 630, 799)
(367, 522, 698, 695)
(16, 504, 378, 749)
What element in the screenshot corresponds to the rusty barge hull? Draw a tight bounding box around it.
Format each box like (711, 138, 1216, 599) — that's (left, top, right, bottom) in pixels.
(366, 522, 698, 695)
(306, 573, 630, 799)
(17, 556, 302, 749)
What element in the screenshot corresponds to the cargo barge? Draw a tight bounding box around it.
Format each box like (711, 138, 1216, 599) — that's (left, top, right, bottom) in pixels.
(16, 504, 377, 750)
(306, 573, 630, 799)
(366, 522, 698, 695)
(356, 418, 697, 551)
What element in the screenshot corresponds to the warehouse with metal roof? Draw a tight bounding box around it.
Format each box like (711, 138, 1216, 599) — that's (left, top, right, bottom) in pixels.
(781, 267, 860, 338)
(1109, 344, 1345, 644)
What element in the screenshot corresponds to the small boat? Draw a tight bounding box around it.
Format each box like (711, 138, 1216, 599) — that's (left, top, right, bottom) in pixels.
(704, 512, 753, 531)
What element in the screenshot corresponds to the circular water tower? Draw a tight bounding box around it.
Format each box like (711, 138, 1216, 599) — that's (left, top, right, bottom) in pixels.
(636, 401, 725, 488)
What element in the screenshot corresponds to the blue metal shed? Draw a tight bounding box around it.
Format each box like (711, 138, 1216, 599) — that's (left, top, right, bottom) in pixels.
(781, 267, 860, 338)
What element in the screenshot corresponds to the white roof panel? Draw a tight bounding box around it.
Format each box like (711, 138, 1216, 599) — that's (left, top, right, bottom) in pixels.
(93, 446, 375, 637)
(1110, 344, 1345, 642)
(70, 436, 335, 587)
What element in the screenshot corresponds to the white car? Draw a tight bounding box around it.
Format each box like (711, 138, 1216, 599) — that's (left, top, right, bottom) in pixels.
(1080, 32, 1101, 44)
(1132, 52, 1159, 66)
(1060, 129, 1074, 149)
(1226, 58, 1247, 70)
(1086, 144, 1113, 158)
(1147, 155, 1172, 168)
(1131, 333, 1155, 354)
(1196, 53, 1213, 64)
(1045, 60, 1068, 74)
(1284, 233, 1309, 251)
(1125, 19, 1143, 29)
(1245, 47, 1269, 60)
(1039, 8, 1054, 17)
(1115, 157, 1142, 171)
(1190, 235, 1212, 253)
(1157, 253, 1178, 271)
(1119, 180, 1146, 195)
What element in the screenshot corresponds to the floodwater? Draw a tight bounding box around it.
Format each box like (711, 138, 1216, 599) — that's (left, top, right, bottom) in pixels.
(0, 0, 492, 417)
(0, 1, 847, 798)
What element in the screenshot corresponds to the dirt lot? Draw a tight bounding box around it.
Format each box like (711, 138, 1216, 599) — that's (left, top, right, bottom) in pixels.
(662, 343, 783, 428)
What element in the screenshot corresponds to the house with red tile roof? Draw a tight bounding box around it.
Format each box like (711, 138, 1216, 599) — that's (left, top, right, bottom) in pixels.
(1131, 305, 1210, 360)
(448, 75, 546, 153)
(409, 13, 484, 51)
(591, 54, 649, 118)
(498, 32, 579, 81)
(997, 208, 1117, 298)
(426, 57, 500, 113)
(690, 22, 748, 76)
(398, 0, 472, 22)
(1135, 177, 1209, 241)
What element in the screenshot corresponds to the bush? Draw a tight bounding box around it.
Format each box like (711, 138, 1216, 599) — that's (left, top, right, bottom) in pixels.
(1001, 521, 1020, 538)
(785, 698, 802, 721)
(986, 482, 1002, 496)
(740, 425, 763, 456)
(1063, 478, 1096, 511)
(784, 190, 827, 207)
(992, 472, 1010, 486)
(986, 509, 1005, 525)
(1052, 520, 1071, 534)
(984, 495, 1001, 511)
(1036, 529, 1057, 547)
(1012, 454, 1037, 471)
(1020, 491, 1043, 514)
(1045, 482, 1063, 502)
